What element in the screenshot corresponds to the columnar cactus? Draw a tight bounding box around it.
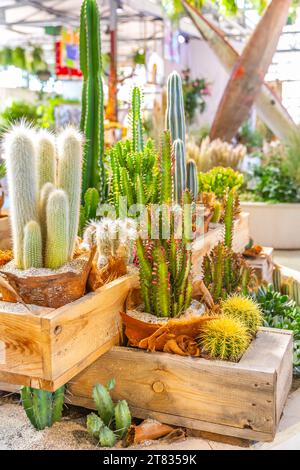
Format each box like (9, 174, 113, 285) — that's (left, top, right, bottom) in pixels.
(57, 128, 82, 258)
(131, 86, 144, 153)
(45, 190, 70, 269)
(166, 71, 186, 146)
(80, 0, 106, 202)
(173, 139, 186, 204)
(186, 159, 198, 201)
(36, 130, 56, 192)
(4, 124, 38, 268)
(39, 182, 55, 245)
(23, 221, 43, 269)
(21, 386, 65, 431)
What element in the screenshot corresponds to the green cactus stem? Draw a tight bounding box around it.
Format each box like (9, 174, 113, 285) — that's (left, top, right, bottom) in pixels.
(23, 220, 43, 269)
(186, 159, 198, 201)
(36, 130, 56, 192)
(160, 131, 173, 205)
(21, 386, 65, 431)
(80, 0, 106, 201)
(114, 400, 131, 438)
(45, 189, 70, 269)
(92, 383, 115, 426)
(131, 86, 144, 153)
(166, 71, 186, 146)
(39, 182, 55, 246)
(173, 139, 186, 204)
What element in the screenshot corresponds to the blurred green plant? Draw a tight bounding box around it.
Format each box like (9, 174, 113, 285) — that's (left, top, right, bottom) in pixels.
(238, 121, 264, 150)
(0, 101, 42, 135)
(182, 68, 209, 123)
(198, 167, 244, 199)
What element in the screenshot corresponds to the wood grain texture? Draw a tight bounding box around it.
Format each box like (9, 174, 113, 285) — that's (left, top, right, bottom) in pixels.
(0, 214, 11, 251)
(0, 274, 138, 391)
(68, 328, 292, 442)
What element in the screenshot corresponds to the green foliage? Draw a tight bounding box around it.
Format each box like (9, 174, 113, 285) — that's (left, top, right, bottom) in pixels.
(182, 69, 209, 123)
(198, 167, 244, 200)
(87, 380, 131, 447)
(80, 0, 106, 203)
(255, 285, 300, 370)
(0, 101, 42, 135)
(21, 386, 65, 430)
(238, 121, 263, 150)
(198, 317, 250, 361)
(0, 161, 6, 180)
(80, 188, 100, 234)
(221, 294, 263, 335)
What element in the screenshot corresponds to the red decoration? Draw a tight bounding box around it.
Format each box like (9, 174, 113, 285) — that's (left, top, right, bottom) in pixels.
(55, 41, 82, 78)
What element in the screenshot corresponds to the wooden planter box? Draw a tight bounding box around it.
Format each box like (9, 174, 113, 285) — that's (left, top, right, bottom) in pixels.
(0, 274, 137, 391)
(68, 328, 293, 442)
(0, 212, 11, 250)
(192, 212, 249, 276)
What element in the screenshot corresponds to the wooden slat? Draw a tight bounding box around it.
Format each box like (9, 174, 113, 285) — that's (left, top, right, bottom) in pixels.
(0, 214, 11, 250)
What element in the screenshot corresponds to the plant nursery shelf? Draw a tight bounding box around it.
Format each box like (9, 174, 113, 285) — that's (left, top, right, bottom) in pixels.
(68, 327, 292, 442)
(0, 274, 138, 391)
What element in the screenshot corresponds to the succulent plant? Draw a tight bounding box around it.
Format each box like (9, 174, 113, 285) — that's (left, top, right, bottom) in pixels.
(45, 189, 70, 269)
(21, 385, 65, 431)
(36, 130, 56, 192)
(23, 220, 43, 269)
(166, 71, 186, 146)
(198, 317, 250, 361)
(198, 167, 244, 200)
(173, 138, 186, 204)
(221, 294, 263, 335)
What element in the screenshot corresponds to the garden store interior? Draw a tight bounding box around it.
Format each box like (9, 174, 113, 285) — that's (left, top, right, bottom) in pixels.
(1, 0, 300, 452)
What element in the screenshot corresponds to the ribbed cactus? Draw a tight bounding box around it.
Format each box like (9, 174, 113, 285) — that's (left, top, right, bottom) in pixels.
(23, 221, 43, 269)
(4, 123, 38, 268)
(173, 139, 186, 204)
(57, 128, 82, 258)
(21, 386, 65, 431)
(166, 71, 186, 146)
(36, 130, 56, 192)
(39, 182, 55, 245)
(186, 159, 198, 201)
(80, 0, 106, 202)
(131, 86, 144, 153)
(45, 190, 70, 269)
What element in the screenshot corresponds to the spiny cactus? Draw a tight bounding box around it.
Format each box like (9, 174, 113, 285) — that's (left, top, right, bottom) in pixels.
(80, 0, 106, 202)
(23, 221, 43, 269)
(166, 71, 186, 146)
(21, 386, 65, 431)
(45, 189, 70, 269)
(173, 139, 186, 204)
(221, 294, 263, 335)
(4, 123, 38, 268)
(198, 317, 250, 361)
(79, 187, 100, 235)
(186, 159, 198, 201)
(36, 130, 56, 192)
(57, 128, 82, 258)
(39, 182, 55, 245)
(211, 201, 222, 223)
(87, 379, 131, 447)
(130, 86, 144, 153)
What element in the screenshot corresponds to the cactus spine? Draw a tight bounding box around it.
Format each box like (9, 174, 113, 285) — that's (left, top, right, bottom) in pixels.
(173, 139, 186, 204)
(166, 71, 186, 146)
(57, 128, 82, 258)
(23, 221, 43, 269)
(45, 190, 70, 269)
(186, 159, 198, 201)
(4, 124, 38, 268)
(80, 0, 106, 202)
(36, 130, 56, 192)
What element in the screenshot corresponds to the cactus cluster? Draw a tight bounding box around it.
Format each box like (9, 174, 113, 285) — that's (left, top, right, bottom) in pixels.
(4, 123, 82, 270)
(80, 0, 106, 204)
(21, 386, 65, 430)
(166, 71, 198, 202)
(273, 265, 300, 307)
(202, 188, 254, 302)
(221, 294, 263, 335)
(109, 87, 160, 216)
(86, 379, 131, 447)
(198, 317, 250, 362)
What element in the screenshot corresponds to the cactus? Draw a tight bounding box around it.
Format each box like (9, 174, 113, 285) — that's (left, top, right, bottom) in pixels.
(36, 130, 56, 192)
(80, 0, 106, 202)
(57, 128, 83, 258)
(21, 385, 65, 431)
(92, 383, 115, 426)
(39, 182, 55, 245)
(23, 220, 43, 269)
(273, 265, 282, 292)
(87, 412, 104, 439)
(221, 294, 263, 335)
(99, 426, 117, 447)
(198, 317, 250, 361)
(45, 190, 70, 269)
(4, 123, 38, 268)
(186, 159, 198, 201)
(130, 86, 144, 153)
(166, 71, 186, 146)
(211, 201, 222, 223)
(173, 139, 186, 204)
(114, 400, 132, 438)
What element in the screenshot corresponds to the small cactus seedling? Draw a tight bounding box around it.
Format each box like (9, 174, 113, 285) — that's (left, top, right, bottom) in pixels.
(21, 385, 65, 431)
(86, 379, 131, 447)
(221, 294, 263, 335)
(198, 317, 250, 361)
(166, 71, 186, 146)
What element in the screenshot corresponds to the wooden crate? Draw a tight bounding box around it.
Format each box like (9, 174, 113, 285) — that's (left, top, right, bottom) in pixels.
(192, 212, 250, 276)
(0, 212, 11, 250)
(0, 274, 137, 391)
(68, 328, 293, 442)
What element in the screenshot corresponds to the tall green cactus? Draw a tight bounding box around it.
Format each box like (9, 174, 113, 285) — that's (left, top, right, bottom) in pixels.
(36, 130, 56, 192)
(166, 71, 186, 146)
(131, 86, 144, 153)
(21, 386, 65, 431)
(186, 159, 198, 201)
(173, 139, 186, 204)
(23, 221, 43, 269)
(57, 128, 82, 258)
(4, 124, 38, 268)
(45, 189, 70, 269)
(80, 0, 106, 202)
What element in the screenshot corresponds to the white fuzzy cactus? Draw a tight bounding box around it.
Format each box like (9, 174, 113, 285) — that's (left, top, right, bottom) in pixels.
(36, 130, 56, 191)
(23, 220, 43, 269)
(4, 123, 38, 268)
(45, 189, 70, 269)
